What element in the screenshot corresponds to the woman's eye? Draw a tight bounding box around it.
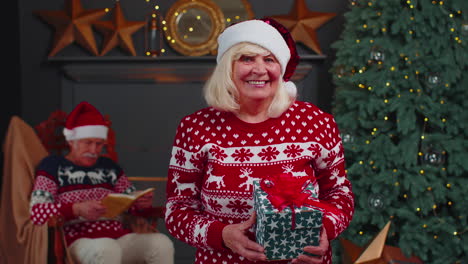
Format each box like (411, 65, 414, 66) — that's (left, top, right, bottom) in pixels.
(240, 56, 253, 62)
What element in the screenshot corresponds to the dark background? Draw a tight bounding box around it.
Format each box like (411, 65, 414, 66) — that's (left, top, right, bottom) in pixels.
(3, 0, 348, 262)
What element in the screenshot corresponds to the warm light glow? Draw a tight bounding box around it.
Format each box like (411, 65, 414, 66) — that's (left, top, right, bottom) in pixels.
(420, 170, 425, 175)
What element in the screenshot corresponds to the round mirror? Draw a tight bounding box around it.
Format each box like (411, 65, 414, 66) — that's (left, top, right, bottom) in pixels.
(164, 0, 225, 56)
(175, 8, 213, 45)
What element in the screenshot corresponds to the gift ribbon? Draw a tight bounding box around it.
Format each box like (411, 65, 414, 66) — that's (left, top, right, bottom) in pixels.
(260, 173, 340, 230)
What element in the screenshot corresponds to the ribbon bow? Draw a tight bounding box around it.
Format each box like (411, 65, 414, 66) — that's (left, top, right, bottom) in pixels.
(260, 173, 312, 229)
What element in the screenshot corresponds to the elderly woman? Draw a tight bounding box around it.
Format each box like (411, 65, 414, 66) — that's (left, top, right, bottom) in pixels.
(165, 18, 354, 264)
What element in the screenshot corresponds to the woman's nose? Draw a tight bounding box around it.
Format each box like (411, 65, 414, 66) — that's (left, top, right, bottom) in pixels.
(252, 61, 267, 74)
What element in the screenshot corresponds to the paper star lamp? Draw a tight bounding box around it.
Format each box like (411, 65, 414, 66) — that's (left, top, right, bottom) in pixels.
(35, 0, 107, 56)
(339, 221, 423, 264)
(93, 1, 146, 56)
(269, 0, 336, 54)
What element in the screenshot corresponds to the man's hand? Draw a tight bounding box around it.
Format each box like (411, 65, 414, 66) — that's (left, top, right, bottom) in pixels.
(73, 200, 107, 220)
(291, 226, 329, 264)
(133, 191, 154, 210)
(222, 212, 267, 262)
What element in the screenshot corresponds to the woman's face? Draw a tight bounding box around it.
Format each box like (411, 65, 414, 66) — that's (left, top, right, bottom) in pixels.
(232, 52, 282, 105)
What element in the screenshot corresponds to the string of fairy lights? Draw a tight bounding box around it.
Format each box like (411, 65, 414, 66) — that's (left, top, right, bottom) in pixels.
(340, 0, 466, 240)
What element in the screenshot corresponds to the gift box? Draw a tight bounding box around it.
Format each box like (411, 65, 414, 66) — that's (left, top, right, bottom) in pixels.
(253, 175, 323, 260)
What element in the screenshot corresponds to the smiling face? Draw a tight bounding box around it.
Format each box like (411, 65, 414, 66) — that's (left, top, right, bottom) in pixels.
(232, 52, 282, 107)
(67, 138, 106, 167)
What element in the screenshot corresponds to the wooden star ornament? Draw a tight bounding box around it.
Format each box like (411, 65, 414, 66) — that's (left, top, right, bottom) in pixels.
(93, 1, 146, 56)
(35, 0, 107, 56)
(340, 221, 423, 264)
(269, 0, 336, 54)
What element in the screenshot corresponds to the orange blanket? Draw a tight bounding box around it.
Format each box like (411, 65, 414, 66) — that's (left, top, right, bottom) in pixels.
(0, 116, 48, 264)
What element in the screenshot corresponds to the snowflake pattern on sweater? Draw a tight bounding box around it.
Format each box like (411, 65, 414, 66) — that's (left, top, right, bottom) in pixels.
(30, 155, 136, 246)
(166, 101, 354, 264)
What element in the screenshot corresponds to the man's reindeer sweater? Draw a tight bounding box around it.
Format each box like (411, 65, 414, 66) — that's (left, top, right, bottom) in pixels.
(165, 101, 354, 264)
(30, 156, 136, 246)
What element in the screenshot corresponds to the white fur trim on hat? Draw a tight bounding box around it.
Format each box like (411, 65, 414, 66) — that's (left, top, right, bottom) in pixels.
(63, 125, 108, 141)
(217, 20, 291, 76)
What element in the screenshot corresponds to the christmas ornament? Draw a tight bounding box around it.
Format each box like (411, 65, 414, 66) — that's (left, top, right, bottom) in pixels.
(420, 144, 446, 166)
(369, 46, 385, 63)
(368, 194, 385, 211)
(269, 0, 336, 54)
(93, 0, 146, 56)
(340, 221, 423, 264)
(34, 0, 107, 56)
(425, 72, 442, 88)
(342, 132, 355, 143)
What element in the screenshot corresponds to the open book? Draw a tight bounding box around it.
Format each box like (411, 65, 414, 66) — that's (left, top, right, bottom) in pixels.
(101, 187, 155, 218)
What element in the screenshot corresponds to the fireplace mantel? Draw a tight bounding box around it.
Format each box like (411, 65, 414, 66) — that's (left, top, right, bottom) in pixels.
(48, 55, 326, 83)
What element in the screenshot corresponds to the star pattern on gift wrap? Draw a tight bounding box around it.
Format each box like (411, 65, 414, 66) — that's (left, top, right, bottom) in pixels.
(93, 0, 145, 56)
(269, 0, 336, 54)
(34, 0, 107, 56)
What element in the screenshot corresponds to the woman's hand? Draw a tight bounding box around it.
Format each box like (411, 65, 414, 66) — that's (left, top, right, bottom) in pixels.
(222, 212, 267, 262)
(73, 200, 107, 220)
(291, 226, 329, 264)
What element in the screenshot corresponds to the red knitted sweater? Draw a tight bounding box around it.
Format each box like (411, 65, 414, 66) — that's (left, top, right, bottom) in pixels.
(165, 101, 354, 264)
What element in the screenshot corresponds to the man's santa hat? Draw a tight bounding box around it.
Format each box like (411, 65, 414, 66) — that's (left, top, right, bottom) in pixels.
(216, 18, 300, 97)
(63, 101, 108, 141)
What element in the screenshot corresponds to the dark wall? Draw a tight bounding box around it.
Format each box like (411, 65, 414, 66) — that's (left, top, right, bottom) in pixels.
(1, 0, 21, 187)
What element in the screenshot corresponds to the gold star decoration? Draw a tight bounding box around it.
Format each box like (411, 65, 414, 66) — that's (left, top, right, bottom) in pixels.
(93, 1, 146, 56)
(35, 0, 107, 56)
(340, 221, 424, 264)
(269, 0, 336, 54)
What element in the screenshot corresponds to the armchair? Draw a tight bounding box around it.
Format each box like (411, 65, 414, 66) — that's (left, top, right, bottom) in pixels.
(33, 110, 164, 264)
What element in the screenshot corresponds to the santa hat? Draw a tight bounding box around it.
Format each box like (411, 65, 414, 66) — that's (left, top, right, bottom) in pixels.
(63, 101, 108, 141)
(216, 18, 300, 97)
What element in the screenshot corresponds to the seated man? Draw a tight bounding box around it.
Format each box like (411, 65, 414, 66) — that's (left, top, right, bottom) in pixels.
(29, 101, 174, 264)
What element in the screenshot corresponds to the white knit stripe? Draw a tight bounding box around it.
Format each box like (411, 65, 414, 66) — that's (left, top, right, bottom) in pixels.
(169, 141, 344, 169)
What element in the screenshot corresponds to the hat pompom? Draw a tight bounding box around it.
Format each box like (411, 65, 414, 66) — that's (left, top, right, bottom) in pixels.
(284, 81, 297, 98)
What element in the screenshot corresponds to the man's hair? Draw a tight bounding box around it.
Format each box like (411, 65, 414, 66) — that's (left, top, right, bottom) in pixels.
(203, 42, 294, 118)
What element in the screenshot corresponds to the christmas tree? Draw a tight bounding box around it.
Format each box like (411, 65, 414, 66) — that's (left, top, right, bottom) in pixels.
(330, 0, 467, 263)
